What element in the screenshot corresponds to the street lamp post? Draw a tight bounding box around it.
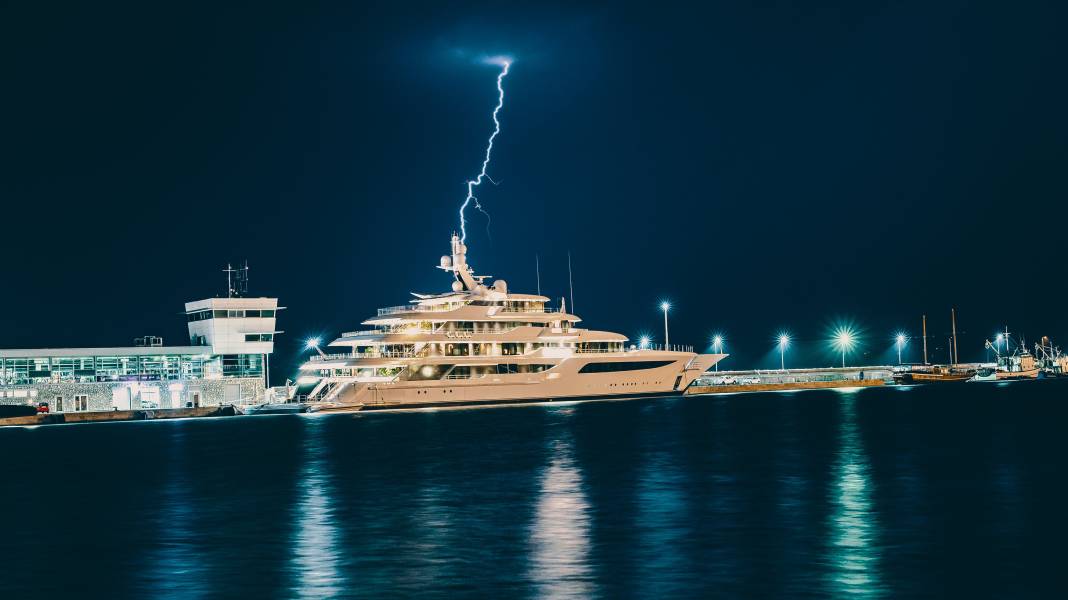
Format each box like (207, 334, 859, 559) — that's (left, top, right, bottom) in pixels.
(712, 335, 723, 371)
(661, 302, 671, 349)
(895, 333, 907, 365)
(778, 334, 790, 371)
(833, 328, 856, 368)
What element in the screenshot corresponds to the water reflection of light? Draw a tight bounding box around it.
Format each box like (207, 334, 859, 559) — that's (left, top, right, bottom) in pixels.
(141, 426, 208, 598)
(289, 416, 343, 598)
(528, 426, 593, 597)
(635, 447, 687, 596)
(827, 397, 885, 597)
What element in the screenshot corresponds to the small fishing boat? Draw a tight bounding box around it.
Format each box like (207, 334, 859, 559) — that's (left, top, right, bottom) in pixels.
(894, 365, 974, 384)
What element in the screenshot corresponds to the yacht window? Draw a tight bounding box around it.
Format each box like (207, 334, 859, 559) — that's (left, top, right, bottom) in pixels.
(578, 360, 673, 374)
(445, 344, 470, 357)
(408, 364, 453, 381)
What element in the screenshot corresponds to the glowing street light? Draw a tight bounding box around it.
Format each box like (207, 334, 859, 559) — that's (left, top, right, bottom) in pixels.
(639, 336, 650, 350)
(305, 337, 325, 357)
(833, 327, 856, 368)
(778, 333, 791, 371)
(660, 301, 671, 349)
(712, 334, 724, 371)
(895, 332, 908, 364)
(995, 332, 1004, 355)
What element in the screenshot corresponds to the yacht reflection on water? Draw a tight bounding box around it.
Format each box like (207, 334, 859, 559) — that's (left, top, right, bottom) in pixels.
(827, 395, 885, 596)
(288, 418, 343, 598)
(142, 428, 205, 596)
(527, 413, 594, 597)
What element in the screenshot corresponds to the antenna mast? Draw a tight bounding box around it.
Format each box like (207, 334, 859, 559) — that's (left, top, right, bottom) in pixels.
(223, 263, 236, 298)
(223, 261, 249, 298)
(567, 251, 575, 314)
(536, 254, 541, 296)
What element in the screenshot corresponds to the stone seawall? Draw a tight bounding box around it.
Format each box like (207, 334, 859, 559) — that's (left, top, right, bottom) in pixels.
(0, 405, 240, 428)
(0, 378, 265, 411)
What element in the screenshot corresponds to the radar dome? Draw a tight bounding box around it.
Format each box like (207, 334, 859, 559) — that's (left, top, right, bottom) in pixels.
(451, 281, 463, 292)
(493, 280, 508, 293)
(440, 255, 452, 268)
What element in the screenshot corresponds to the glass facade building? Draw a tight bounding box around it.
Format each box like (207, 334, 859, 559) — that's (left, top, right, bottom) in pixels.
(0, 352, 264, 386)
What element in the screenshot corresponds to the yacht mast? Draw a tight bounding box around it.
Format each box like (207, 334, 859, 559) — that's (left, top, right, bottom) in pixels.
(567, 251, 575, 314)
(536, 254, 541, 296)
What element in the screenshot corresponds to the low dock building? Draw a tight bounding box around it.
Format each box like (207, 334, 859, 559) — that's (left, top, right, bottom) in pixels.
(0, 293, 281, 413)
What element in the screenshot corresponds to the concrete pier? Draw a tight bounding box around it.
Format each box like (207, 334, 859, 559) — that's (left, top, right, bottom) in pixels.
(0, 405, 241, 428)
(687, 366, 893, 395)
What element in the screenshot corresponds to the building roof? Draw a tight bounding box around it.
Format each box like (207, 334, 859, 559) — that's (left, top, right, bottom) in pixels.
(184, 297, 281, 312)
(0, 346, 216, 359)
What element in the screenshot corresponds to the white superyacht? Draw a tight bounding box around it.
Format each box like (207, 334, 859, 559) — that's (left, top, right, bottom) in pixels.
(298, 235, 724, 408)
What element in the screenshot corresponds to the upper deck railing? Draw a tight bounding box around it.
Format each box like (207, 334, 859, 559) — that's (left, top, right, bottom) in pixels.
(308, 349, 425, 362)
(377, 303, 464, 316)
(496, 307, 560, 314)
(632, 344, 694, 352)
(376, 302, 564, 316)
(340, 329, 387, 338)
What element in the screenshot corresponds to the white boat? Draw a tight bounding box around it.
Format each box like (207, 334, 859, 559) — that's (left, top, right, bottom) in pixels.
(298, 235, 725, 408)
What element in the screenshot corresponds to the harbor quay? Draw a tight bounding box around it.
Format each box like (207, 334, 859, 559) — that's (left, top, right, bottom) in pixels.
(688, 366, 894, 394)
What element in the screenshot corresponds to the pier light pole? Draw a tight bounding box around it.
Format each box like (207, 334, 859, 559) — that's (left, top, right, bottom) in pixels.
(778, 334, 790, 371)
(712, 335, 723, 371)
(833, 328, 856, 368)
(661, 302, 671, 350)
(895, 333, 907, 365)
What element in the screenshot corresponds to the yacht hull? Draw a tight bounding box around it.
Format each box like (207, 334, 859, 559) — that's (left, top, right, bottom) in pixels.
(327, 353, 722, 407)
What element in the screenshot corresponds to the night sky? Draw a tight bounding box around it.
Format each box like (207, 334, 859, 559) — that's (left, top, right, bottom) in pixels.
(3, 1, 1066, 380)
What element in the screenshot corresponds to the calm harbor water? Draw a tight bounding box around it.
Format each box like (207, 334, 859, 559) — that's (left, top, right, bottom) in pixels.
(2, 381, 1066, 598)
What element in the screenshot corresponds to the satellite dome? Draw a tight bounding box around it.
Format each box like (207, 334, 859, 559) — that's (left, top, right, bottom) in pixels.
(451, 280, 463, 292)
(440, 255, 452, 268)
(459, 244, 468, 254)
(493, 279, 508, 293)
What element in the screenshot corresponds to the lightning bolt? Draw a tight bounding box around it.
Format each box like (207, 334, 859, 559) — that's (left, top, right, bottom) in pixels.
(459, 58, 511, 244)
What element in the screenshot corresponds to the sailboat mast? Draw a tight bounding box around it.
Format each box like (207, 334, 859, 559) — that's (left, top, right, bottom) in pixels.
(951, 308, 959, 365)
(922, 314, 928, 364)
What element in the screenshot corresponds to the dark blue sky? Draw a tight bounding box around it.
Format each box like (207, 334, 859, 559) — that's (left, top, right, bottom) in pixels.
(3, 1, 1066, 378)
